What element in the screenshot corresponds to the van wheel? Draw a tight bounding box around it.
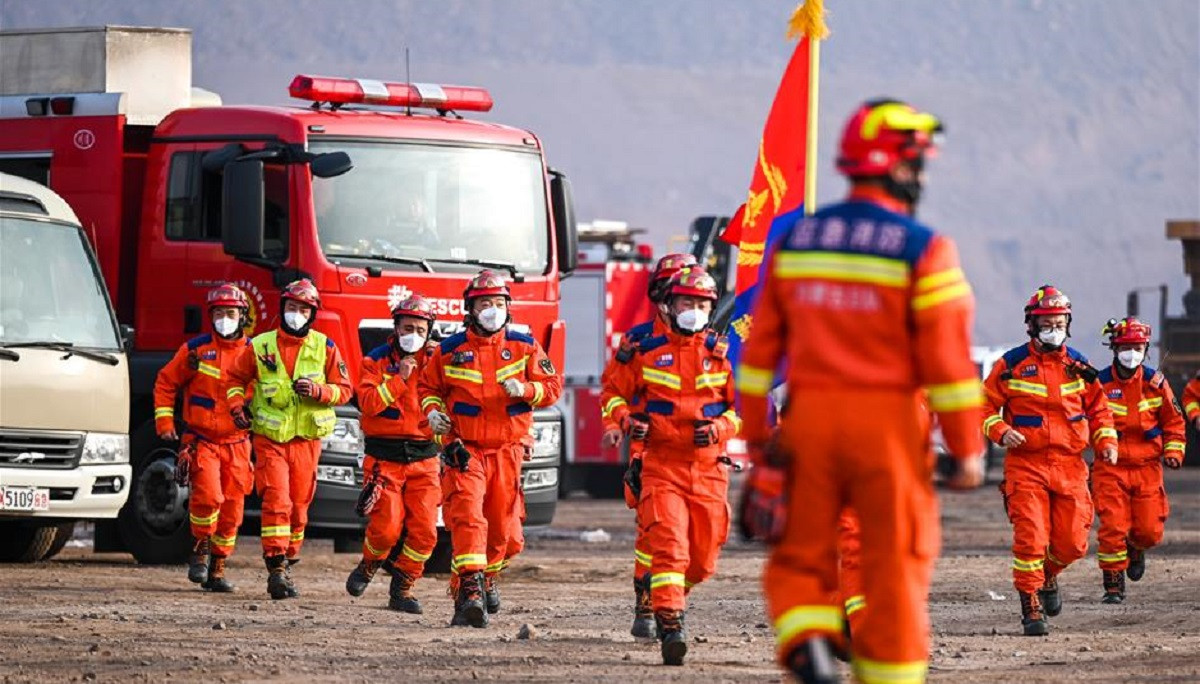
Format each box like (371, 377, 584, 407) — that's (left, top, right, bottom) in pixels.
(39, 521, 76, 560)
(117, 433, 193, 564)
(0, 521, 72, 563)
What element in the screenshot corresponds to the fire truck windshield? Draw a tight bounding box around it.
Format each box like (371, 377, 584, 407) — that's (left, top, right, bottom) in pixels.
(311, 141, 549, 273)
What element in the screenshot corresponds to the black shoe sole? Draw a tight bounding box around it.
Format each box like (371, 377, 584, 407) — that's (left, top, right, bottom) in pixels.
(389, 599, 423, 614)
(346, 577, 369, 597)
(631, 617, 656, 639)
(1038, 591, 1062, 617)
(188, 567, 208, 584)
(1127, 566, 1145, 582)
(466, 603, 487, 628)
(203, 581, 236, 593)
(662, 638, 687, 666)
(1101, 594, 1124, 604)
(1022, 621, 1049, 636)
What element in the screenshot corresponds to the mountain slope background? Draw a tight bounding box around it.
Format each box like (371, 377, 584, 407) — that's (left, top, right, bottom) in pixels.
(3, 0, 1197, 358)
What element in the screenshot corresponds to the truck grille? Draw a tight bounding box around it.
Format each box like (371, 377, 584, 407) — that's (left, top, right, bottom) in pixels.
(0, 429, 84, 469)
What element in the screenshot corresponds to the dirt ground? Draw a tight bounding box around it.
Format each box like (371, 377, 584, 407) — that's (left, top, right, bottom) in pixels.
(2, 468, 1199, 683)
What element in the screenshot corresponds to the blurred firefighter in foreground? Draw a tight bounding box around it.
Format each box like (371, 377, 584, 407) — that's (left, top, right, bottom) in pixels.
(601, 266, 741, 666)
(1093, 317, 1185, 603)
(344, 295, 441, 613)
(154, 284, 253, 592)
(737, 99, 985, 684)
(226, 279, 352, 599)
(599, 252, 699, 639)
(419, 270, 562, 628)
(1183, 373, 1200, 432)
(983, 285, 1117, 635)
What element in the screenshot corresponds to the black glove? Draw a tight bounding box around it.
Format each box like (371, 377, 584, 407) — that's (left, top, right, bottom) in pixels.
(186, 350, 201, 371)
(623, 457, 643, 501)
(355, 464, 383, 517)
(693, 420, 719, 447)
(622, 413, 650, 441)
(174, 444, 192, 487)
(441, 441, 472, 472)
(231, 405, 252, 431)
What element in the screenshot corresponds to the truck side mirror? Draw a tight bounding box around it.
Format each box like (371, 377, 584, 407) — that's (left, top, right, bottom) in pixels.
(311, 151, 353, 178)
(549, 169, 578, 276)
(222, 159, 265, 259)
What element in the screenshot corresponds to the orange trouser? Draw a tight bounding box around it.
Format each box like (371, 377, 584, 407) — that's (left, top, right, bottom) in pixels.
(1093, 462, 1168, 570)
(638, 454, 730, 612)
(837, 509, 866, 636)
(253, 436, 321, 558)
(766, 390, 937, 678)
(187, 437, 253, 558)
(442, 443, 525, 577)
(361, 455, 441, 578)
(1002, 452, 1093, 593)
(625, 450, 652, 582)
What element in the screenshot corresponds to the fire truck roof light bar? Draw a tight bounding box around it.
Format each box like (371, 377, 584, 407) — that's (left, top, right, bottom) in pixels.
(288, 75, 493, 113)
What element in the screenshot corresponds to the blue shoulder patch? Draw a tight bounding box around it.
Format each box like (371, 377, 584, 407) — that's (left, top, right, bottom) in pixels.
(1143, 364, 1157, 379)
(326, 337, 335, 348)
(439, 331, 468, 353)
(366, 343, 391, 362)
(637, 335, 669, 354)
(1097, 366, 1114, 384)
(626, 320, 655, 343)
(1066, 347, 1088, 364)
(186, 334, 213, 350)
(1002, 344, 1032, 369)
(504, 329, 536, 345)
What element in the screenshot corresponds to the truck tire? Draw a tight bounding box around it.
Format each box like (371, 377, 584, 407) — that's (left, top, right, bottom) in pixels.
(117, 430, 193, 564)
(424, 529, 452, 575)
(39, 521, 76, 561)
(0, 521, 70, 563)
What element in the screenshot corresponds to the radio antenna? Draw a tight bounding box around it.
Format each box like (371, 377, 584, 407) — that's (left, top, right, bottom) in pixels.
(405, 47, 412, 117)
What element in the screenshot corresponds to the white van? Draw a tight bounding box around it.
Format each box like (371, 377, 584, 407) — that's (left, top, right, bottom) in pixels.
(0, 173, 130, 561)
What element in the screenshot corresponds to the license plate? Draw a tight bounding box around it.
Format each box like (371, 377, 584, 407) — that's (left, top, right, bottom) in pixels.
(0, 486, 50, 512)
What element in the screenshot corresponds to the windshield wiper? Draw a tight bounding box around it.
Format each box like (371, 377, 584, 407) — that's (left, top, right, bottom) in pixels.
(423, 257, 525, 282)
(1, 341, 120, 366)
(325, 253, 434, 273)
(0, 348, 18, 362)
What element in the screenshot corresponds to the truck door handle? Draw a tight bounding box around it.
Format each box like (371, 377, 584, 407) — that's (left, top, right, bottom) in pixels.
(184, 305, 202, 334)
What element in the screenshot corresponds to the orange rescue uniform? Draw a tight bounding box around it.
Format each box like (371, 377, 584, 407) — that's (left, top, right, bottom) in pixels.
(737, 194, 984, 681)
(154, 333, 253, 557)
(419, 328, 561, 580)
(226, 329, 352, 558)
(357, 339, 441, 578)
(1183, 374, 1200, 426)
(602, 327, 740, 612)
(1093, 364, 1186, 570)
(983, 343, 1116, 592)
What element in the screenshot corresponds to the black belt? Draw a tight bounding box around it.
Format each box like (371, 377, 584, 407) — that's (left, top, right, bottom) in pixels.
(364, 437, 439, 464)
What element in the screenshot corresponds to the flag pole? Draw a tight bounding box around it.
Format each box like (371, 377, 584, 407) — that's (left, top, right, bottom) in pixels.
(804, 37, 820, 217)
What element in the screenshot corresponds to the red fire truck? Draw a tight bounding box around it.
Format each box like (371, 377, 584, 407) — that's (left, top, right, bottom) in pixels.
(559, 221, 656, 497)
(0, 26, 575, 562)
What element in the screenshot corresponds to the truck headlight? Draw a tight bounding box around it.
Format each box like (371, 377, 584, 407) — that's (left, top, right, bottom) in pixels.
(523, 468, 558, 490)
(322, 417, 364, 456)
(316, 464, 356, 485)
(81, 432, 129, 464)
(528, 421, 561, 460)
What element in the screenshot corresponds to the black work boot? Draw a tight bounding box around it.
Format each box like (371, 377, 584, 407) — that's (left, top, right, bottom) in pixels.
(1019, 591, 1049, 636)
(1038, 573, 1062, 617)
(388, 570, 423, 614)
(345, 558, 384, 597)
(785, 637, 840, 684)
(187, 537, 210, 585)
(450, 572, 487, 628)
(265, 555, 295, 600)
(630, 573, 655, 639)
(1102, 569, 1126, 604)
(1126, 544, 1146, 582)
(655, 610, 687, 666)
(484, 574, 501, 615)
(283, 557, 300, 598)
(202, 556, 236, 593)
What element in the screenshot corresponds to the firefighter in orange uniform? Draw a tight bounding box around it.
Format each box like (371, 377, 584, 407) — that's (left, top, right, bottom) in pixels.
(599, 252, 698, 639)
(982, 285, 1117, 635)
(601, 266, 740, 666)
(737, 99, 985, 683)
(154, 284, 253, 592)
(344, 295, 441, 613)
(419, 270, 562, 628)
(1094, 317, 1186, 602)
(225, 279, 352, 599)
(1183, 373, 1200, 431)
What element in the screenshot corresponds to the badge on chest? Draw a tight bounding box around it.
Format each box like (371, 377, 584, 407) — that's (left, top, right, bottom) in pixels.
(1019, 364, 1038, 377)
(452, 351, 475, 365)
(1107, 388, 1123, 400)
(654, 354, 674, 368)
(200, 350, 217, 361)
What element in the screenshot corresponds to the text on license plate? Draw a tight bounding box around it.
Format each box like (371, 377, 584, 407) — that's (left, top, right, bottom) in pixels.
(0, 486, 51, 511)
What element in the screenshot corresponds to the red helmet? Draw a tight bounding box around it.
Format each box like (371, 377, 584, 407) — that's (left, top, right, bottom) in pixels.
(666, 267, 719, 302)
(207, 284, 248, 311)
(281, 279, 321, 309)
(391, 294, 436, 323)
(1103, 317, 1151, 346)
(836, 99, 943, 178)
(463, 269, 510, 302)
(1024, 284, 1072, 321)
(649, 253, 699, 302)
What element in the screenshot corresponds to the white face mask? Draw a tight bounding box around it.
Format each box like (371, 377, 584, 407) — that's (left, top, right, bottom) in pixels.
(1038, 328, 1066, 348)
(284, 311, 309, 331)
(1117, 349, 1144, 369)
(675, 308, 709, 333)
(397, 332, 426, 353)
(476, 306, 507, 332)
(212, 316, 240, 337)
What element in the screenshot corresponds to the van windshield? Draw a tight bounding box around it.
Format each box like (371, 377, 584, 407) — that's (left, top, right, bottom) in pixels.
(0, 216, 121, 350)
(310, 141, 549, 273)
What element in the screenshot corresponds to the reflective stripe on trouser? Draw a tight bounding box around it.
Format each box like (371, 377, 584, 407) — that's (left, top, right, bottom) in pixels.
(441, 443, 525, 578)
(1001, 452, 1093, 593)
(186, 438, 252, 557)
(837, 508, 867, 636)
(1093, 463, 1169, 570)
(360, 454, 441, 580)
(253, 436, 321, 558)
(766, 390, 936, 671)
(637, 454, 730, 612)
